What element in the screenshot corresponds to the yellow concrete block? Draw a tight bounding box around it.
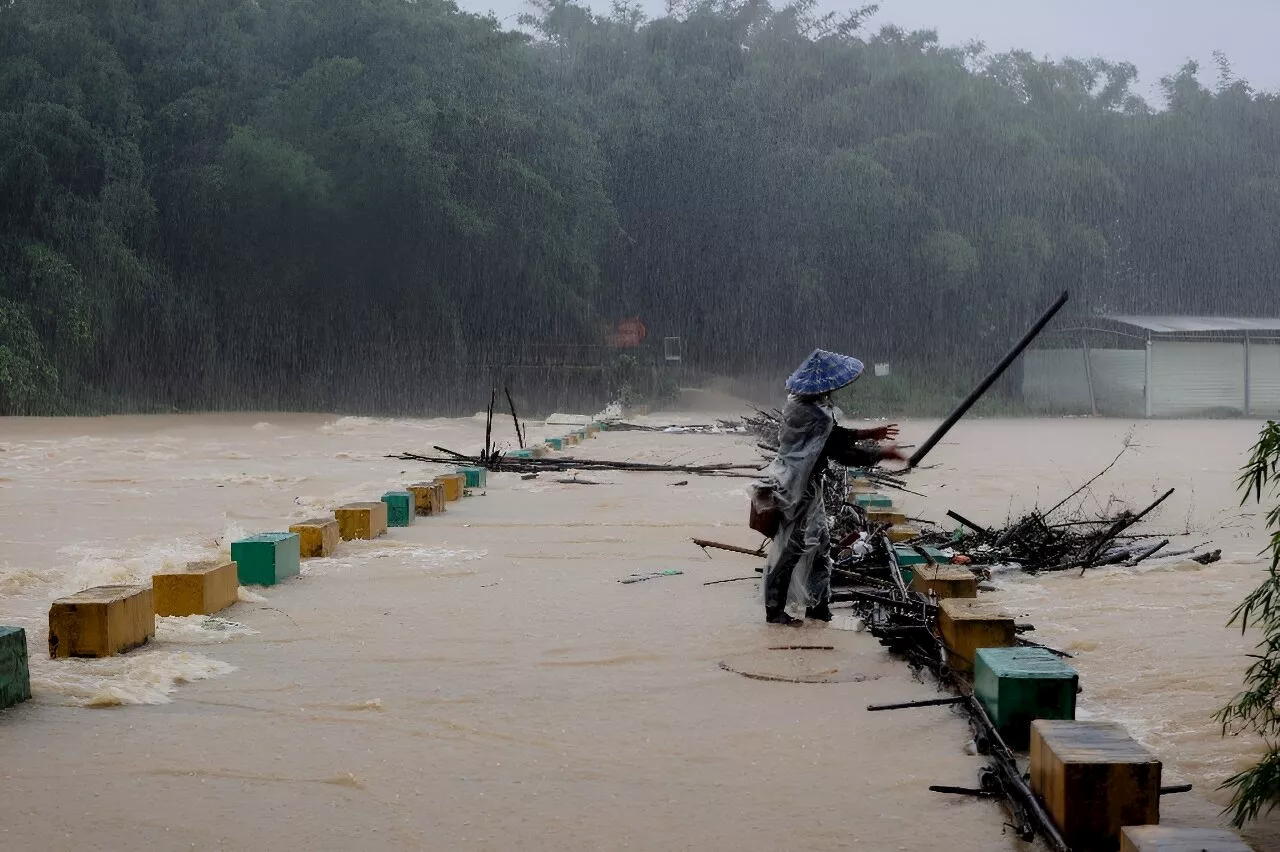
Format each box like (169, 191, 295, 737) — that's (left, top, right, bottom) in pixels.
(847, 478, 874, 493)
(1031, 720, 1162, 851)
(408, 482, 446, 516)
(531, 445, 549, 458)
(563, 434, 579, 446)
(911, 565, 978, 600)
(888, 524, 920, 543)
(334, 501, 389, 541)
(867, 509, 907, 526)
(49, 585, 155, 659)
(435, 474, 464, 502)
(153, 560, 239, 617)
(289, 517, 341, 558)
(1120, 826, 1252, 851)
(937, 598, 1015, 673)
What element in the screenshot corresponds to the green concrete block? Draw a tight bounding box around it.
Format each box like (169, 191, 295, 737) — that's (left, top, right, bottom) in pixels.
(853, 493, 894, 510)
(545, 437, 563, 451)
(505, 448, 534, 459)
(893, 545, 950, 567)
(0, 626, 31, 710)
(230, 533, 301, 586)
(457, 467, 487, 489)
(975, 646, 1078, 749)
(382, 491, 414, 527)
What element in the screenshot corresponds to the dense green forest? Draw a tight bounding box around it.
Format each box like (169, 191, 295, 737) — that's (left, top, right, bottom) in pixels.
(1, 0, 1277, 415)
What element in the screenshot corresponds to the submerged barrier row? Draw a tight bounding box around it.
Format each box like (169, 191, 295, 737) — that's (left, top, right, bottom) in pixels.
(0, 423, 606, 710)
(843, 476, 1252, 852)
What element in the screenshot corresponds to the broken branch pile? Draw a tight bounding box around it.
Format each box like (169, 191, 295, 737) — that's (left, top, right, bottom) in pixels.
(390, 448, 761, 478)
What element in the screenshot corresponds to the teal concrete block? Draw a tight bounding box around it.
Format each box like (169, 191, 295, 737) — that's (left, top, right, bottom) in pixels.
(893, 545, 950, 567)
(0, 626, 31, 710)
(382, 491, 414, 527)
(975, 646, 1078, 749)
(853, 493, 894, 510)
(505, 449, 534, 459)
(545, 437, 563, 451)
(230, 533, 301, 586)
(458, 467, 487, 489)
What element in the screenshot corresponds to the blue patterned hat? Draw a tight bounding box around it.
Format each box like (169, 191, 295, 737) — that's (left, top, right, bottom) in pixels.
(785, 349, 864, 395)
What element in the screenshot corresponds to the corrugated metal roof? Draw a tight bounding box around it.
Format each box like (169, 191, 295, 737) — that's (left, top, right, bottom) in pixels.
(1102, 315, 1280, 334)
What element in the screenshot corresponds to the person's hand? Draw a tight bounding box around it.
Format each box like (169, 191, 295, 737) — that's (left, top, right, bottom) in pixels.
(877, 444, 907, 463)
(864, 423, 900, 441)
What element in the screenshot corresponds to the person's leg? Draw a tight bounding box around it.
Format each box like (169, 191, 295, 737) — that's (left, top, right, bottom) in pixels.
(805, 517, 834, 621)
(765, 521, 806, 624)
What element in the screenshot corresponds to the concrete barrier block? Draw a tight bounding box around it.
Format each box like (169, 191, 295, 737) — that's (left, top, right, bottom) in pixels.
(382, 491, 414, 527)
(937, 598, 1016, 673)
(894, 545, 951, 567)
(289, 518, 340, 558)
(910, 565, 978, 600)
(544, 437, 563, 451)
(0, 626, 31, 709)
(867, 509, 907, 526)
(853, 493, 894, 510)
(887, 524, 920, 543)
(408, 482, 446, 516)
(435, 474, 464, 502)
(49, 585, 155, 659)
(230, 533, 301, 585)
(1120, 826, 1252, 851)
(457, 467, 486, 489)
(1031, 720, 1161, 851)
(335, 502, 389, 540)
(975, 646, 1078, 749)
(153, 559, 239, 617)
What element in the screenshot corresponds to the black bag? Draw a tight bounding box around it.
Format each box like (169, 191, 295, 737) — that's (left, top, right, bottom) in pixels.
(748, 486, 782, 538)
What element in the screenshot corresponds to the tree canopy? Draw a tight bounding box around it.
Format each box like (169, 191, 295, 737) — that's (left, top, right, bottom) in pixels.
(1, 0, 1278, 414)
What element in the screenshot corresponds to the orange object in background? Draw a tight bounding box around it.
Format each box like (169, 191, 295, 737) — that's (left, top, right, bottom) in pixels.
(608, 317, 647, 347)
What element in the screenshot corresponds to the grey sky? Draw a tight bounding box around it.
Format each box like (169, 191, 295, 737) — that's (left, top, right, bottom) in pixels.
(459, 0, 1280, 99)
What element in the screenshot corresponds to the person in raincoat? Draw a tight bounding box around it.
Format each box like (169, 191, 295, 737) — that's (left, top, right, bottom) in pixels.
(751, 349, 904, 625)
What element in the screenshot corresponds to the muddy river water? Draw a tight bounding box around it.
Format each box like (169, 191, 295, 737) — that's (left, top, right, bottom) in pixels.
(1, 412, 1278, 850)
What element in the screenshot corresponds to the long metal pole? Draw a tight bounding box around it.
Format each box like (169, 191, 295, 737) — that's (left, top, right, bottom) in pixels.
(1245, 331, 1252, 417)
(907, 291, 1069, 469)
(1082, 334, 1098, 416)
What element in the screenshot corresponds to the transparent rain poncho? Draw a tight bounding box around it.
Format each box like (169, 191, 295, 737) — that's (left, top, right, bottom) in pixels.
(750, 394, 838, 618)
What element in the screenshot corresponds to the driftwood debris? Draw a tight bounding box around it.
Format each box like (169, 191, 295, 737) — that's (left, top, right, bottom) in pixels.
(391, 449, 761, 478)
(693, 538, 767, 558)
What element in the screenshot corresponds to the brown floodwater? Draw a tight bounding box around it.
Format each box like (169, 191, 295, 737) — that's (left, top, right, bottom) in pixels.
(1, 411, 1278, 850)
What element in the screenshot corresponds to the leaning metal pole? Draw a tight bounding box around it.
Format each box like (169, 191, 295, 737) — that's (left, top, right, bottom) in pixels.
(907, 290, 1070, 469)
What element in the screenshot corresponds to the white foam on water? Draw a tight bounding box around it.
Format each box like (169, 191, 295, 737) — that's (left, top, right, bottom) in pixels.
(202, 472, 308, 489)
(156, 615, 259, 644)
(252, 421, 274, 430)
(56, 537, 221, 599)
(29, 650, 236, 707)
(237, 587, 268, 603)
(0, 563, 57, 597)
(311, 544, 487, 577)
(319, 416, 387, 435)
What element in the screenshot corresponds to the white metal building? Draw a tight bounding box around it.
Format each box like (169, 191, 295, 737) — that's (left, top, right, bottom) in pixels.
(1022, 315, 1280, 418)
